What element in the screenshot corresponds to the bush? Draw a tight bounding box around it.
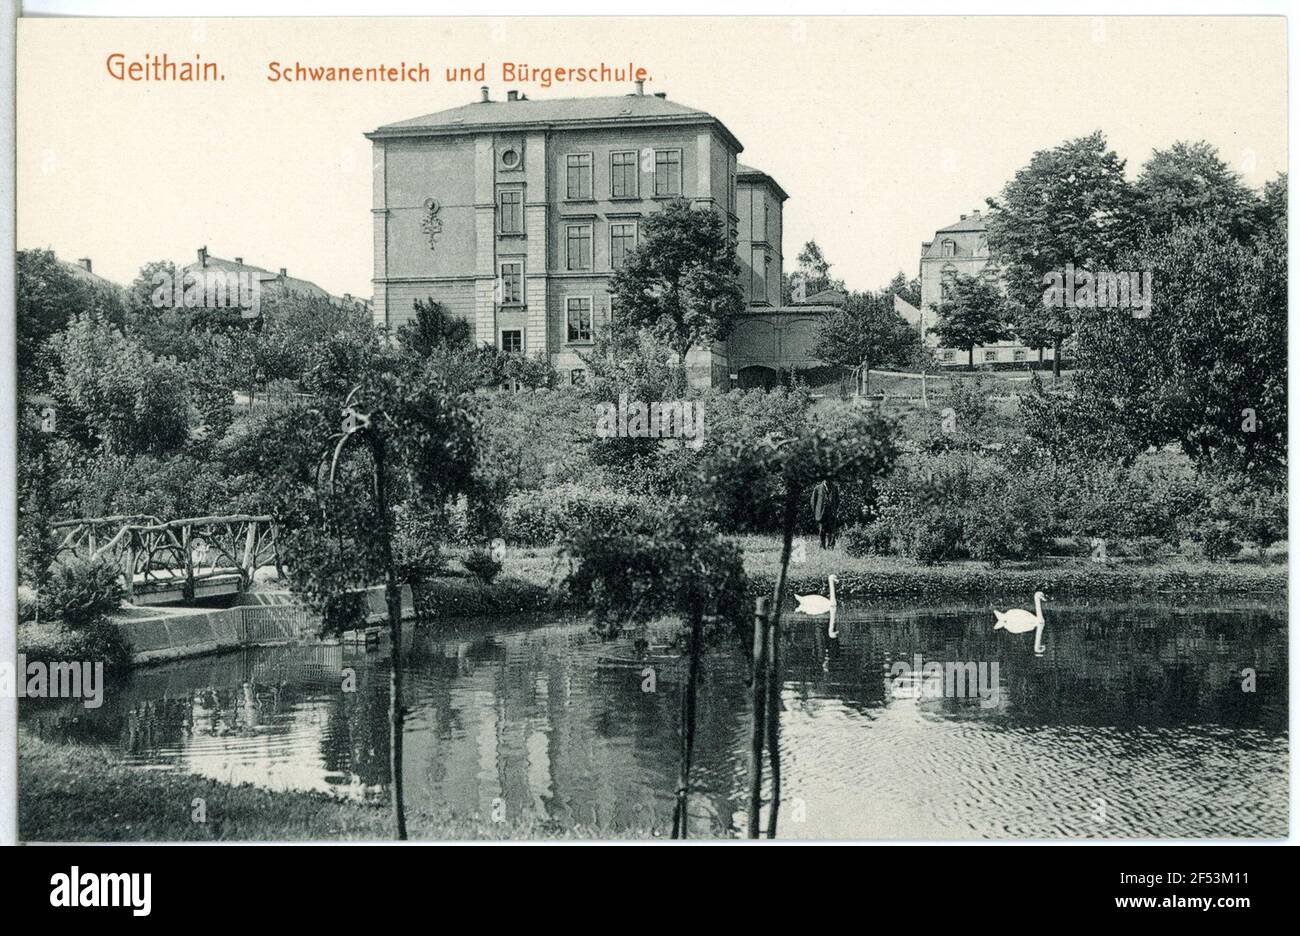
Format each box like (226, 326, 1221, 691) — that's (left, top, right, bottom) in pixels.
(463, 549, 503, 585)
(502, 484, 656, 546)
(41, 556, 123, 630)
(843, 520, 894, 557)
(63, 618, 134, 672)
(392, 508, 449, 583)
(898, 513, 963, 565)
(18, 585, 41, 625)
(1200, 523, 1242, 562)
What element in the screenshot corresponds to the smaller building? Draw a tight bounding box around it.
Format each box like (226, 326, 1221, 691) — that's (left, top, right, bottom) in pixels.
(919, 210, 1053, 367)
(181, 247, 370, 313)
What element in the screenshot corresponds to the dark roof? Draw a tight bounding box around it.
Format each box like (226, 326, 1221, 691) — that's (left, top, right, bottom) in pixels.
(368, 92, 743, 152)
(736, 162, 789, 201)
(181, 254, 370, 309)
(935, 213, 989, 234)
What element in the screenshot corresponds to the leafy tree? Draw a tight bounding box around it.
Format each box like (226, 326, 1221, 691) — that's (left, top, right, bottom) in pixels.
(783, 239, 846, 302)
(264, 349, 480, 839)
(884, 271, 922, 308)
(985, 131, 1139, 376)
(609, 198, 744, 387)
(930, 273, 1011, 367)
(1067, 221, 1285, 475)
(560, 503, 748, 838)
(1257, 172, 1287, 233)
(395, 297, 473, 357)
(46, 314, 190, 456)
(1136, 141, 1259, 242)
(812, 290, 917, 394)
(17, 249, 125, 394)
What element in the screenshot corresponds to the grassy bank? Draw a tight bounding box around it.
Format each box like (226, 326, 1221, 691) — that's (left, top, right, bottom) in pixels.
(487, 539, 1286, 603)
(18, 733, 648, 842)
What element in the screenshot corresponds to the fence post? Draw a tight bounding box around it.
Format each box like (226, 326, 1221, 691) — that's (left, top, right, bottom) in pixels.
(747, 597, 770, 839)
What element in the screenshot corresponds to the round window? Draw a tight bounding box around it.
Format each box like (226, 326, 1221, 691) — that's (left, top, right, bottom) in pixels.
(501, 148, 520, 169)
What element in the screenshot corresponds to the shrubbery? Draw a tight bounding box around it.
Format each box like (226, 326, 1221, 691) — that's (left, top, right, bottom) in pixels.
(41, 556, 123, 629)
(501, 484, 657, 546)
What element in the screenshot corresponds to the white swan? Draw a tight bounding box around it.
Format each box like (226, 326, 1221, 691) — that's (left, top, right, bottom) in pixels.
(795, 575, 838, 637)
(993, 591, 1047, 654)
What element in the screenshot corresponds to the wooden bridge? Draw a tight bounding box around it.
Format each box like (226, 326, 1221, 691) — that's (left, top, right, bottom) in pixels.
(54, 514, 282, 605)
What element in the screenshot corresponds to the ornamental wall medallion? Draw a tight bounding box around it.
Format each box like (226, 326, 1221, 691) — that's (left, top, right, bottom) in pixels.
(420, 197, 444, 252)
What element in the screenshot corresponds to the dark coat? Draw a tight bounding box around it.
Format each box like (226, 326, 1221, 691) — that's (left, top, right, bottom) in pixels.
(811, 480, 839, 524)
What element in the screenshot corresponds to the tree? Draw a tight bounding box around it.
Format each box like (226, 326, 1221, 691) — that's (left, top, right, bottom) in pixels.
(609, 199, 744, 388)
(884, 271, 921, 308)
(1257, 172, 1287, 233)
(985, 131, 1139, 377)
(784, 239, 845, 302)
(395, 297, 473, 357)
(266, 349, 480, 839)
(812, 290, 916, 394)
(702, 406, 898, 837)
(17, 249, 126, 395)
(1067, 220, 1285, 475)
(1136, 141, 1260, 242)
(560, 504, 748, 838)
(46, 313, 190, 456)
(930, 274, 1010, 367)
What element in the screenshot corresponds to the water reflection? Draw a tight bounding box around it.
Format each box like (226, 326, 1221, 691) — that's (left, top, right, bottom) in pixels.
(22, 599, 1288, 839)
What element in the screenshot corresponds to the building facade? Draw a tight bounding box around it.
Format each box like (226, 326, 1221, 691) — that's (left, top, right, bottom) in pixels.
(367, 85, 831, 387)
(919, 209, 1053, 367)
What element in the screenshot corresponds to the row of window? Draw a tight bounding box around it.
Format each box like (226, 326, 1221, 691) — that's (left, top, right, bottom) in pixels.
(563, 149, 682, 201)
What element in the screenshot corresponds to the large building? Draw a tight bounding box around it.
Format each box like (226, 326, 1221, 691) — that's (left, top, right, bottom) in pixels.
(366, 85, 837, 387)
(917, 209, 1052, 367)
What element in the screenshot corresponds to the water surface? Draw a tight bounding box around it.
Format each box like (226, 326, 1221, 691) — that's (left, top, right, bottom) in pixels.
(23, 598, 1288, 839)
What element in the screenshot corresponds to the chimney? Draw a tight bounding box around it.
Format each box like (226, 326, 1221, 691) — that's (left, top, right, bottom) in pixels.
(234, 256, 243, 265)
(653, 92, 666, 99)
(506, 90, 518, 102)
(971, 209, 982, 220)
(77, 258, 92, 273)
(279, 267, 287, 278)
(634, 79, 644, 95)
(480, 86, 490, 103)
(960, 214, 967, 221)
(197, 246, 208, 267)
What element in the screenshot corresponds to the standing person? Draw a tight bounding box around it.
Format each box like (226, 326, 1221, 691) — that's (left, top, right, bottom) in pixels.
(811, 479, 840, 549)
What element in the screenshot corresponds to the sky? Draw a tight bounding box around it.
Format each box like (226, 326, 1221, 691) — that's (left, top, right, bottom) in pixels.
(16, 15, 1288, 299)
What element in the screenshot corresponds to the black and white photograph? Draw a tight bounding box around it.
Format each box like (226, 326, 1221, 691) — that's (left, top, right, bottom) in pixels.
(0, 3, 1293, 878)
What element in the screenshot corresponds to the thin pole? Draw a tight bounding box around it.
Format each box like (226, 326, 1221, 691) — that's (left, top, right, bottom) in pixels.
(766, 485, 798, 839)
(671, 600, 704, 839)
(747, 597, 770, 838)
(373, 434, 407, 841)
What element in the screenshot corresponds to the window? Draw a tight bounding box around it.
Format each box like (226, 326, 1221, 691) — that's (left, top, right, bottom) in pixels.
(570, 368, 586, 386)
(499, 190, 523, 234)
(566, 224, 593, 271)
(942, 350, 956, 362)
(610, 222, 636, 269)
(501, 148, 521, 170)
(1013, 349, 1027, 362)
(499, 261, 523, 305)
(729, 171, 736, 213)
(611, 151, 638, 198)
(566, 153, 593, 199)
(984, 349, 998, 363)
(566, 297, 593, 343)
(501, 329, 522, 353)
(654, 149, 682, 196)
(941, 239, 956, 258)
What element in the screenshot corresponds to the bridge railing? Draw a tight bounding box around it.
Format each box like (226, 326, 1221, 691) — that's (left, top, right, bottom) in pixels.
(54, 514, 281, 601)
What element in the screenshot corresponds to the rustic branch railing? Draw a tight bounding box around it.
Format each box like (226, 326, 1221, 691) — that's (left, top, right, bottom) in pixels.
(53, 514, 281, 601)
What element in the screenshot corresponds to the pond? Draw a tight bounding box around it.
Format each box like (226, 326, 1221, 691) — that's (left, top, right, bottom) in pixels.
(22, 598, 1288, 839)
